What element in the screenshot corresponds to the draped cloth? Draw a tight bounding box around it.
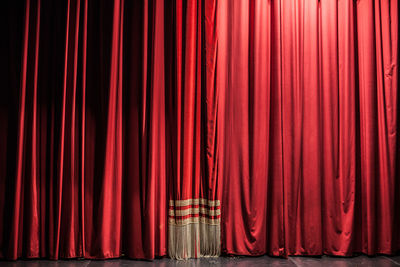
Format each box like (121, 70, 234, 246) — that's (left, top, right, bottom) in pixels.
(218, 0, 399, 257)
(165, 0, 220, 259)
(1, 0, 399, 261)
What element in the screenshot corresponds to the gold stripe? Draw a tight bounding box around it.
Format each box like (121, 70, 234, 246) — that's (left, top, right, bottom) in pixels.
(169, 198, 220, 207)
(169, 207, 221, 216)
(168, 217, 221, 226)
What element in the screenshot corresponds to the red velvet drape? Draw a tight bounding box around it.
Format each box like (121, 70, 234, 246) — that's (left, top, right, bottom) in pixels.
(1, 0, 399, 260)
(218, 0, 399, 257)
(1, 0, 168, 259)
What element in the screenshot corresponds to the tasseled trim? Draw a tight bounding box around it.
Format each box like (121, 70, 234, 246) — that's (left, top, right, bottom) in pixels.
(168, 199, 221, 260)
(168, 222, 220, 259)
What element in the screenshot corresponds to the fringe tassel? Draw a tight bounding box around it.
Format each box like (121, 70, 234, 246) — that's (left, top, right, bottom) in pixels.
(168, 222, 220, 259)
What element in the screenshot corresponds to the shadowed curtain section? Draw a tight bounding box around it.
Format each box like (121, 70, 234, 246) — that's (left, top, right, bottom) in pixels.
(0, 0, 399, 260)
(0, 0, 168, 260)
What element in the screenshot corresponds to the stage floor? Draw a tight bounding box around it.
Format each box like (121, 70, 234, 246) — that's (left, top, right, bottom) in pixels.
(1, 255, 400, 267)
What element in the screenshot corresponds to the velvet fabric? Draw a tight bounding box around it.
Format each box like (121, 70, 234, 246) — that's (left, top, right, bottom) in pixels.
(1, 0, 399, 260)
(218, 0, 399, 257)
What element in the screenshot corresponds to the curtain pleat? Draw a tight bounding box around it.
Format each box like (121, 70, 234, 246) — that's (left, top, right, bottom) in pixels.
(219, 0, 399, 257)
(0, 0, 399, 260)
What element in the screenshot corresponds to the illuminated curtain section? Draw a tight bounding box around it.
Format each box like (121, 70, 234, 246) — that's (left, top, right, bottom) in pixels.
(218, 0, 399, 257)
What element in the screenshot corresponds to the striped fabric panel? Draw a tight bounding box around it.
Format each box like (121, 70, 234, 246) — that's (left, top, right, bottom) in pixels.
(169, 198, 220, 207)
(169, 198, 221, 225)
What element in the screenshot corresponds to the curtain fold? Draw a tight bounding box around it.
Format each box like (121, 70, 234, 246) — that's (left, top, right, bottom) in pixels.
(166, 0, 220, 259)
(219, 0, 399, 257)
(1, 0, 399, 260)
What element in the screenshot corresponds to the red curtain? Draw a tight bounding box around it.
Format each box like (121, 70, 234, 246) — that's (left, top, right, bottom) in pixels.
(0, 0, 399, 260)
(218, 0, 399, 257)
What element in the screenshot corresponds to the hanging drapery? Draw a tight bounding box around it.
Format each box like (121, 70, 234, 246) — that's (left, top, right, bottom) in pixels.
(218, 0, 399, 257)
(1, 0, 168, 259)
(165, 0, 220, 259)
(1, 0, 399, 261)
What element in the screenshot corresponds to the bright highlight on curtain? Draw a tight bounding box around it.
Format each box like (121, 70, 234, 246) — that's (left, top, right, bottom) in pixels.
(1, 0, 399, 261)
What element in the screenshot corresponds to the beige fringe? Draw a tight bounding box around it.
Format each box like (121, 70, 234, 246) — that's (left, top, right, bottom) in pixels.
(168, 222, 220, 260)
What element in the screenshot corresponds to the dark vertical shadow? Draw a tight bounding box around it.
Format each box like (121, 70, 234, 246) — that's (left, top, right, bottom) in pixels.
(1, 0, 25, 259)
(352, 2, 363, 253)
